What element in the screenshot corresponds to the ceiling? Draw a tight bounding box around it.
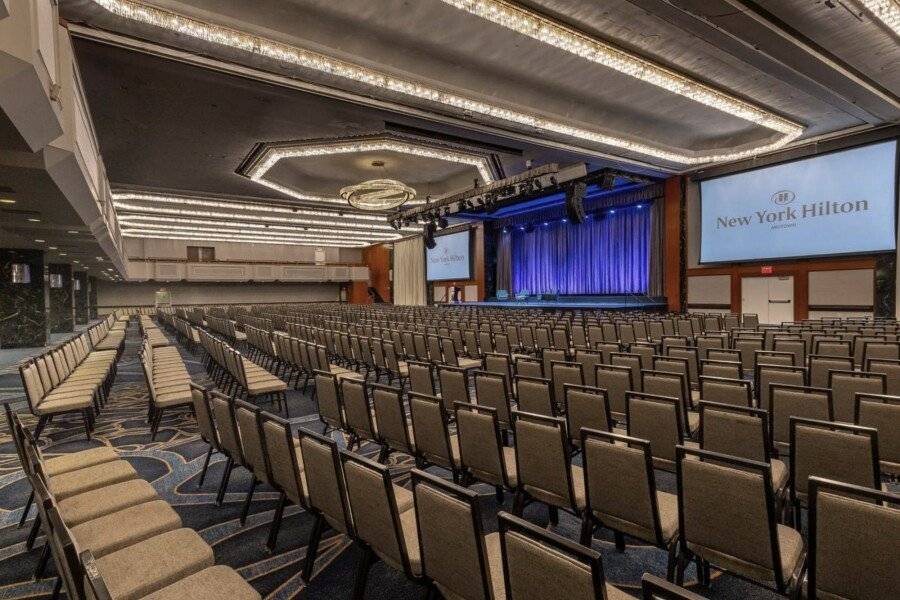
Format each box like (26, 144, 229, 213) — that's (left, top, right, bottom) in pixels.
(46, 0, 899, 248)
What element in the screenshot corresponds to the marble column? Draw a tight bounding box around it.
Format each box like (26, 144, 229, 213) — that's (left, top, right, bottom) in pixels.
(74, 271, 89, 324)
(88, 276, 98, 319)
(48, 263, 75, 334)
(0, 249, 48, 348)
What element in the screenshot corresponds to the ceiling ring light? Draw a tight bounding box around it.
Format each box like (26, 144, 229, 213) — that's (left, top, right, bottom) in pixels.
(88, 0, 805, 166)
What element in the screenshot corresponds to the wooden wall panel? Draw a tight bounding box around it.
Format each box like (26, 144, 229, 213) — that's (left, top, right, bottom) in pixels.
(350, 244, 392, 304)
(663, 176, 684, 312)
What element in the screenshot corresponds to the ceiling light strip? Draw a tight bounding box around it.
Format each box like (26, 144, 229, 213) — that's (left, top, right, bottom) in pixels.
(112, 201, 415, 231)
(440, 0, 801, 135)
(250, 139, 495, 184)
(117, 218, 400, 240)
(856, 0, 900, 37)
(122, 233, 365, 247)
(112, 192, 417, 223)
(90, 0, 802, 165)
(121, 229, 370, 246)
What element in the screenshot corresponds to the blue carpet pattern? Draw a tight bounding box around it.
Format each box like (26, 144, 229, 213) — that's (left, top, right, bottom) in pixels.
(0, 325, 815, 599)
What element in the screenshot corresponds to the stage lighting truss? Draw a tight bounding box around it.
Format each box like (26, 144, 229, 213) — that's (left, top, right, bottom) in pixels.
(89, 0, 805, 166)
(854, 1, 900, 37)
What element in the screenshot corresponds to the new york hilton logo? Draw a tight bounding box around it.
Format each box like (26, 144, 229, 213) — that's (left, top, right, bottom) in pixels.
(716, 190, 869, 230)
(432, 246, 464, 264)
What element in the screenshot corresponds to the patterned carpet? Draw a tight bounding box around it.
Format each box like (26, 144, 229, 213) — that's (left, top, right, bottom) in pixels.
(0, 324, 800, 599)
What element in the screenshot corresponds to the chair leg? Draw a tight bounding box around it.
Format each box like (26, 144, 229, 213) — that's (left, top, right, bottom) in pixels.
(614, 530, 626, 552)
(150, 408, 163, 441)
(33, 416, 49, 440)
(282, 392, 291, 419)
(215, 457, 234, 506)
(266, 492, 287, 551)
(25, 514, 41, 551)
(495, 486, 504, 504)
(548, 505, 559, 526)
(352, 546, 375, 600)
(198, 446, 214, 488)
(51, 576, 62, 600)
(239, 478, 258, 525)
(376, 444, 390, 464)
(512, 490, 525, 516)
(301, 512, 325, 582)
(34, 543, 50, 579)
(666, 542, 677, 582)
(18, 491, 33, 528)
(579, 515, 594, 546)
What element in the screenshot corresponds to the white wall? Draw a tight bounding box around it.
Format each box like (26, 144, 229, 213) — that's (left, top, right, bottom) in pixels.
(97, 280, 340, 307)
(124, 237, 363, 264)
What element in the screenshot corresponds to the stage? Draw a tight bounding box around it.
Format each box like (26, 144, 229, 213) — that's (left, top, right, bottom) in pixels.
(458, 294, 668, 311)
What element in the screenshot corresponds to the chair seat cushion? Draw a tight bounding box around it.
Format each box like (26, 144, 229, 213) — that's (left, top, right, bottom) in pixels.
(457, 358, 483, 370)
(71, 500, 182, 558)
(247, 378, 287, 394)
(36, 395, 94, 415)
(141, 566, 260, 600)
(58, 479, 160, 527)
(155, 389, 193, 407)
(48, 460, 138, 501)
(92, 528, 215, 600)
(44, 447, 119, 478)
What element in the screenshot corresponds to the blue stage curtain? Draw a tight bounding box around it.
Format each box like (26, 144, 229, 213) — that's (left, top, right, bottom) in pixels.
(508, 206, 651, 295)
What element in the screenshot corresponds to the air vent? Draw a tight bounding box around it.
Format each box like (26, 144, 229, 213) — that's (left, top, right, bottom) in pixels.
(0, 186, 14, 194)
(0, 208, 40, 216)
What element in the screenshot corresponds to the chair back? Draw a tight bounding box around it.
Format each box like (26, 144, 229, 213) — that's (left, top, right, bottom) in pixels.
(513, 411, 577, 512)
(808, 355, 853, 388)
(438, 365, 470, 413)
(474, 370, 513, 429)
(564, 384, 612, 447)
(594, 364, 633, 420)
(371, 383, 414, 456)
(412, 470, 496, 600)
(807, 478, 900, 600)
(828, 370, 886, 423)
(700, 359, 742, 380)
(769, 384, 833, 451)
(699, 376, 751, 407)
(341, 451, 416, 576)
(573, 349, 604, 387)
(855, 393, 900, 474)
(209, 391, 244, 466)
(865, 357, 900, 396)
(550, 361, 583, 412)
(455, 403, 512, 489)
(409, 392, 456, 471)
(627, 392, 685, 471)
(499, 512, 606, 600)
(699, 402, 771, 464)
(298, 430, 353, 534)
(582, 429, 667, 547)
(515, 375, 555, 417)
(234, 399, 270, 483)
(790, 417, 880, 507)
(756, 364, 806, 411)
(314, 371, 345, 431)
(260, 411, 306, 506)
(340, 378, 376, 442)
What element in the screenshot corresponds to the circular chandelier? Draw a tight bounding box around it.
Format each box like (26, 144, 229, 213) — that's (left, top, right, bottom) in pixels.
(339, 178, 416, 211)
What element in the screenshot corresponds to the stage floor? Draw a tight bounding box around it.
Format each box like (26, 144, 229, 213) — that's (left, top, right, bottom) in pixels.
(458, 296, 667, 310)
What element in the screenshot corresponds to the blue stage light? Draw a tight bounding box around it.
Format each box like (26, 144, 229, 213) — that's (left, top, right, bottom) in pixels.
(635, 204, 643, 209)
(543, 222, 549, 226)
(561, 218, 568, 223)
(609, 209, 616, 214)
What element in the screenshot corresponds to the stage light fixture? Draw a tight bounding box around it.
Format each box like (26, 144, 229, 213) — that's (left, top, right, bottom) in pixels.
(565, 182, 588, 224)
(599, 172, 617, 190)
(437, 215, 449, 229)
(424, 222, 437, 249)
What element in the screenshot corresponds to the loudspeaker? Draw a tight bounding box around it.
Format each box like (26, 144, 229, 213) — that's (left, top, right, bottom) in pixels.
(565, 182, 587, 224)
(424, 222, 437, 249)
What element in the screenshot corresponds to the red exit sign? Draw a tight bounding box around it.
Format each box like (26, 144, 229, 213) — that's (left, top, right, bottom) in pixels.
(760, 265, 774, 275)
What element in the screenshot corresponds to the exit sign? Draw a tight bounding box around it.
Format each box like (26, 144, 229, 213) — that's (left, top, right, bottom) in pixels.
(760, 265, 774, 275)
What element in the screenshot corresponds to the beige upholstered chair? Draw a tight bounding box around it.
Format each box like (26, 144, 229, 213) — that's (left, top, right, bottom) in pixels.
(474, 370, 514, 431)
(773, 338, 807, 367)
(610, 353, 643, 393)
(641, 371, 698, 436)
(595, 364, 634, 422)
(756, 364, 807, 412)
(864, 357, 900, 396)
(207, 391, 247, 507)
(370, 383, 416, 461)
(515, 356, 544, 379)
(259, 411, 307, 550)
(626, 392, 688, 471)
(411, 469, 504, 600)
(514, 375, 555, 417)
(789, 417, 880, 527)
(564, 384, 613, 448)
(511, 411, 585, 525)
(313, 370, 346, 435)
(675, 446, 805, 596)
(827, 370, 886, 423)
(666, 347, 700, 388)
(580, 429, 679, 580)
(573, 349, 604, 387)
(339, 378, 378, 450)
(855, 392, 900, 476)
(698, 402, 788, 505)
(812, 339, 851, 359)
(341, 451, 424, 599)
(408, 360, 437, 396)
(233, 400, 271, 525)
(455, 402, 517, 499)
(806, 477, 900, 600)
(297, 428, 355, 581)
(438, 365, 472, 413)
(409, 392, 462, 483)
(483, 352, 514, 388)
(699, 375, 752, 407)
(550, 360, 584, 413)
(768, 384, 833, 454)
(498, 511, 632, 600)
(733, 337, 764, 374)
(706, 348, 742, 365)
(699, 359, 743, 380)
(808, 355, 853, 389)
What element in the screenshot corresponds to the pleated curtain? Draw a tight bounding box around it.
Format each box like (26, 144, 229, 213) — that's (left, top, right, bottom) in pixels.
(392, 236, 427, 305)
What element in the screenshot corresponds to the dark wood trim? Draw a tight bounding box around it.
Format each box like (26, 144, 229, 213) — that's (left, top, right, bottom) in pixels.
(686, 303, 731, 310)
(128, 257, 365, 267)
(97, 299, 339, 309)
(807, 305, 874, 312)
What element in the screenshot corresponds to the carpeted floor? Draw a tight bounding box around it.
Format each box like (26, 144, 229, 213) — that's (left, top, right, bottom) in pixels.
(0, 324, 799, 599)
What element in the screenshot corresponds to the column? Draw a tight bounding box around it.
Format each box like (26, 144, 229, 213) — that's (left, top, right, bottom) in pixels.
(0, 249, 48, 348)
(48, 263, 75, 334)
(74, 271, 89, 324)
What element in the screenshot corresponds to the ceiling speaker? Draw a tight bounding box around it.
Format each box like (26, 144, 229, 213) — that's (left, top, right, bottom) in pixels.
(565, 182, 587, 224)
(424, 222, 437, 249)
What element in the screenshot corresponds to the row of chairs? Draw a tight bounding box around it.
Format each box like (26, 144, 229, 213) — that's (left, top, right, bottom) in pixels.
(5, 407, 260, 600)
(196, 329, 288, 415)
(18, 319, 125, 440)
(139, 335, 195, 440)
